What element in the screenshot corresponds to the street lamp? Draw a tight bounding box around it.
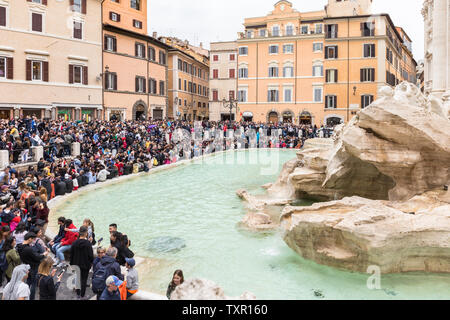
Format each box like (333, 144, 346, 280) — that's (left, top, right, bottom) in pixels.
(222, 96, 237, 122)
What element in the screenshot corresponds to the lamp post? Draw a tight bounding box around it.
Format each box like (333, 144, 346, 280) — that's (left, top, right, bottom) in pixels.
(222, 96, 237, 122)
(102, 65, 110, 121)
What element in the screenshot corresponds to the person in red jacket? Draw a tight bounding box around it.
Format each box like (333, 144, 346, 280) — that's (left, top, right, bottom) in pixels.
(53, 219, 78, 267)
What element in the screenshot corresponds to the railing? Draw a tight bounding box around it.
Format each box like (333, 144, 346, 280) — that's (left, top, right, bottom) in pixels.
(8, 147, 34, 165)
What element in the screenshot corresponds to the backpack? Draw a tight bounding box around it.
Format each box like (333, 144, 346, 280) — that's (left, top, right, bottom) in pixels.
(91, 262, 110, 293)
(0, 250, 8, 272)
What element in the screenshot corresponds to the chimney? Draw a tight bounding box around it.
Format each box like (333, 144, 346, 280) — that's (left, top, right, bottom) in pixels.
(199, 42, 203, 48)
(153, 32, 157, 38)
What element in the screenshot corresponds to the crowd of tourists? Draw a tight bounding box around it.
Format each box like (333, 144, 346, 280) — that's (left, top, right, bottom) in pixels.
(0, 115, 337, 300)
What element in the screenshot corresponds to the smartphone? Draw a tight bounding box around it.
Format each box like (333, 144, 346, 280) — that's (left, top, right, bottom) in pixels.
(58, 265, 68, 277)
(97, 237, 103, 243)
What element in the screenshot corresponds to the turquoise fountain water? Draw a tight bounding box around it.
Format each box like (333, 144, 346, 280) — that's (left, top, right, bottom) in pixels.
(53, 150, 450, 300)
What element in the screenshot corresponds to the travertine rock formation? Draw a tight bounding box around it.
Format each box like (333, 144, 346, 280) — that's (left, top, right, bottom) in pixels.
(170, 278, 256, 300)
(291, 82, 450, 202)
(240, 211, 276, 231)
(280, 189, 450, 274)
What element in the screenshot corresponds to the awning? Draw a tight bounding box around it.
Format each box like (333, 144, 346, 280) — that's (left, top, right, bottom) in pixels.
(243, 112, 253, 117)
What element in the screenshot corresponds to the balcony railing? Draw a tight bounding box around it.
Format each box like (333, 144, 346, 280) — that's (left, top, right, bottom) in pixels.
(239, 30, 324, 40)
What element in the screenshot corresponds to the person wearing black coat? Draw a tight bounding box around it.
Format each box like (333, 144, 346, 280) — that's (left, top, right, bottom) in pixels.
(17, 232, 48, 300)
(39, 175, 52, 198)
(70, 226, 94, 299)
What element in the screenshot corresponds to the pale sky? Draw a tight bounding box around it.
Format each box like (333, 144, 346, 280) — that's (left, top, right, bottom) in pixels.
(148, 0, 424, 61)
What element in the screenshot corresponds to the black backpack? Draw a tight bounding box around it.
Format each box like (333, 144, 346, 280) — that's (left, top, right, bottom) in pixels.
(0, 250, 8, 272)
(91, 262, 110, 293)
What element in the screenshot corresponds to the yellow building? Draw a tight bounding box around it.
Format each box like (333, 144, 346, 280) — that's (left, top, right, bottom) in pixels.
(236, 0, 417, 126)
(160, 37, 210, 121)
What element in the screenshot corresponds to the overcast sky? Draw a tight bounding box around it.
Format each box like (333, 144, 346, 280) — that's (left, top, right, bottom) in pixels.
(148, 0, 424, 60)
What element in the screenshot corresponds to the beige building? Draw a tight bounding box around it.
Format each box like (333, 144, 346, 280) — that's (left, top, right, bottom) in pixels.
(0, 0, 103, 120)
(209, 41, 238, 121)
(160, 37, 210, 121)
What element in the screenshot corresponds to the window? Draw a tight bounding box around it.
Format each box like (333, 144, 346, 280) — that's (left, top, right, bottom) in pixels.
(313, 87, 323, 102)
(229, 54, 235, 61)
(0, 57, 6, 78)
(239, 47, 248, 55)
(283, 44, 294, 54)
(193, 83, 197, 94)
(267, 89, 279, 102)
(148, 47, 156, 61)
(361, 22, 375, 37)
(148, 78, 157, 94)
(315, 24, 323, 34)
(213, 69, 218, 79)
(213, 55, 219, 62)
(283, 66, 293, 77)
(184, 80, 187, 91)
(386, 48, 393, 64)
(0, 6, 6, 27)
(159, 51, 166, 65)
(184, 100, 187, 107)
(326, 69, 338, 83)
(198, 68, 202, 78)
(32, 61, 42, 81)
(131, 0, 140, 10)
(259, 29, 266, 37)
(325, 24, 338, 39)
(363, 44, 376, 58)
(238, 67, 248, 78)
(272, 26, 279, 37)
(325, 46, 338, 59)
(238, 89, 247, 102)
(268, 66, 278, 77)
(135, 76, 145, 93)
(135, 43, 145, 58)
(229, 69, 235, 78)
(160, 81, 165, 95)
(286, 25, 294, 36)
(72, 0, 82, 12)
(361, 95, 374, 108)
(301, 25, 308, 34)
(133, 20, 142, 29)
(313, 43, 323, 52)
(312, 65, 323, 77)
(105, 35, 116, 52)
(246, 31, 253, 38)
(325, 95, 337, 108)
(178, 78, 181, 90)
(284, 88, 292, 102)
(229, 90, 235, 100)
(360, 68, 375, 82)
(212, 90, 218, 101)
(269, 45, 278, 54)
(73, 21, 82, 39)
(73, 65, 83, 84)
(110, 12, 120, 22)
(31, 13, 43, 32)
(105, 73, 117, 90)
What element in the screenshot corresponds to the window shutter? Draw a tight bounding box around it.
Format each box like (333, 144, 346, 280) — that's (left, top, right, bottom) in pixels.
(335, 46, 338, 58)
(335, 24, 338, 36)
(0, 7, 5, 27)
(325, 47, 328, 59)
(325, 70, 329, 83)
(135, 43, 138, 56)
(69, 64, 74, 84)
(26, 60, 31, 81)
(83, 66, 88, 85)
(361, 95, 365, 108)
(43, 61, 49, 82)
(104, 36, 108, 50)
(135, 77, 139, 92)
(360, 69, 364, 82)
(6, 58, 13, 80)
(143, 78, 146, 93)
(335, 69, 338, 82)
(113, 74, 117, 90)
(113, 38, 117, 52)
(117, 14, 121, 22)
(109, 12, 112, 20)
(360, 22, 364, 30)
(104, 73, 109, 89)
(142, 45, 146, 58)
(70, 0, 74, 11)
(42, 0, 47, 5)
(82, 0, 87, 14)
(371, 68, 375, 82)
(364, 45, 368, 57)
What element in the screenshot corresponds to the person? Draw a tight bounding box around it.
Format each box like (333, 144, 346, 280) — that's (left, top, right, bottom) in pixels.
(99, 275, 121, 300)
(125, 257, 138, 299)
(166, 269, 184, 300)
(48, 217, 65, 254)
(2, 264, 31, 300)
(97, 166, 110, 182)
(92, 246, 123, 300)
(54, 219, 77, 267)
(110, 231, 133, 266)
(69, 226, 93, 300)
(66, 218, 95, 244)
(92, 246, 106, 274)
(37, 257, 63, 300)
(5, 236, 21, 283)
(35, 201, 49, 235)
(16, 232, 48, 300)
(109, 223, 131, 247)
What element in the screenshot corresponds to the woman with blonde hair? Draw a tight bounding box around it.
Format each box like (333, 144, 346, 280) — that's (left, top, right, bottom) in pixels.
(38, 187, 48, 203)
(37, 257, 63, 300)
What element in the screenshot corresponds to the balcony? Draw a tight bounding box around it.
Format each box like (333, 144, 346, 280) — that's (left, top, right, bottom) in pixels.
(238, 29, 323, 40)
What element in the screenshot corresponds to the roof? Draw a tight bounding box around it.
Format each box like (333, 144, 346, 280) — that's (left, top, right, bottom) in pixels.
(103, 24, 172, 50)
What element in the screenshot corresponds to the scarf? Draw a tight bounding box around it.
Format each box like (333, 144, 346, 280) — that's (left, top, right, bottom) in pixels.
(2, 264, 30, 300)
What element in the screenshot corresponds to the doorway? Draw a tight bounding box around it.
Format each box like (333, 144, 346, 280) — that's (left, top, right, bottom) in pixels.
(268, 111, 278, 124)
(134, 105, 145, 121)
